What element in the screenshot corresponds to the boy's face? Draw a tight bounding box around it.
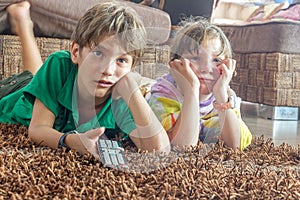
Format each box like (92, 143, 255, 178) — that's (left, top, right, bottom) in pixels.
(181, 38, 224, 95)
(73, 36, 133, 100)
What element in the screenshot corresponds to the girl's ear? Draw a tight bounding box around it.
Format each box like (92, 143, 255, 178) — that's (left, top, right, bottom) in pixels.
(70, 42, 80, 64)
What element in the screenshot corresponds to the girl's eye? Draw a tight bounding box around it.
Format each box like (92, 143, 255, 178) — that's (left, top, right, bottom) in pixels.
(191, 56, 200, 61)
(93, 50, 103, 57)
(118, 58, 127, 63)
(117, 58, 128, 64)
(213, 58, 222, 63)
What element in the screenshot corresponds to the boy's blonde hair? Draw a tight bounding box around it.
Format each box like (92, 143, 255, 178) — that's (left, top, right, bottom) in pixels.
(171, 17, 232, 60)
(71, 1, 147, 67)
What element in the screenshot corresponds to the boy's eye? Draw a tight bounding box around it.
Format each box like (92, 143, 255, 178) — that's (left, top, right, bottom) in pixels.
(93, 50, 103, 57)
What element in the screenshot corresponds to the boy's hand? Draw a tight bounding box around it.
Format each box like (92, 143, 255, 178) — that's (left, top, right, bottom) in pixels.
(169, 58, 200, 95)
(213, 58, 236, 102)
(112, 72, 141, 104)
(78, 127, 105, 159)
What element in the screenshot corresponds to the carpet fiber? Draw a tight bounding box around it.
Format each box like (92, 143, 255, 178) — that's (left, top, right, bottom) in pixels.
(0, 123, 299, 199)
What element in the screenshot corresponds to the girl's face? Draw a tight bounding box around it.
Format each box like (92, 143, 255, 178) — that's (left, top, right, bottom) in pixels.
(181, 38, 224, 95)
(72, 35, 133, 102)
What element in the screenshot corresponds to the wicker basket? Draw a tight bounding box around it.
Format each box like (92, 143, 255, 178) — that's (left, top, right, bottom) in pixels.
(0, 34, 170, 80)
(231, 52, 300, 107)
(135, 44, 170, 80)
(0, 35, 70, 79)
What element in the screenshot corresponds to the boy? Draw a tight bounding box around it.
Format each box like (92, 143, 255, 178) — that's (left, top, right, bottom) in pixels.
(0, 1, 170, 158)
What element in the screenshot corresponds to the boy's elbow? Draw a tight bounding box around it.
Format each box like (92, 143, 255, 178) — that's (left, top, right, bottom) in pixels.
(170, 137, 198, 147)
(27, 126, 34, 139)
(27, 125, 40, 142)
(156, 143, 171, 154)
(143, 140, 171, 154)
(133, 138, 171, 154)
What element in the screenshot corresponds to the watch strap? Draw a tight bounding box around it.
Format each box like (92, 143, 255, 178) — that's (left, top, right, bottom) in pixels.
(58, 130, 78, 151)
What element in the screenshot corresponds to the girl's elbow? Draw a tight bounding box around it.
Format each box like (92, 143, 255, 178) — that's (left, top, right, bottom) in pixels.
(225, 139, 240, 149)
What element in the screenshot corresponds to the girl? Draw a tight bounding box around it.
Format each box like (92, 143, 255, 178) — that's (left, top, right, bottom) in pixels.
(148, 17, 252, 150)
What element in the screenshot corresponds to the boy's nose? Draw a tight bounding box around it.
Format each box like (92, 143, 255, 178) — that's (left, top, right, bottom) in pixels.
(102, 60, 116, 75)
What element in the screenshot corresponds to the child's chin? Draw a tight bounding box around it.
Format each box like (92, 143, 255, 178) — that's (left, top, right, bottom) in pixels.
(94, 89, 110, 98)
(200, 85, 212, 95)
(200, 89, 211, 95)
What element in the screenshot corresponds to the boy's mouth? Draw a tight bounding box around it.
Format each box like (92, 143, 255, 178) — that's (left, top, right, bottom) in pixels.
(95, 80, 113, 88)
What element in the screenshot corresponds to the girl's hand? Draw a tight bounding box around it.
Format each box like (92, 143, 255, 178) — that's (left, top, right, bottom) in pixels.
(213, 58, 236, 102)
(169, 58, 200, 95)
(78, 127, 105, 159)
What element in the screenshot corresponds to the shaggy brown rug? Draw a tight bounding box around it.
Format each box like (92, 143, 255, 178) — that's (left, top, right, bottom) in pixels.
(0, 123, 299, 199)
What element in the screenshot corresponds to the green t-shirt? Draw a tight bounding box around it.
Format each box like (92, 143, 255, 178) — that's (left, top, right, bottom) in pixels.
(0, 50, 135, 139)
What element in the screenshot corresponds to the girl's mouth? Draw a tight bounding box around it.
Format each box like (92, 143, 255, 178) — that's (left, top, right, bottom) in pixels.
(199, 78, 213, 83)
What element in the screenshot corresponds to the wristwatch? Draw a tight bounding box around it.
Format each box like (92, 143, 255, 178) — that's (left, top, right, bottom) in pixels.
(213, 95, 236, 111)
(58, 130, 78, 151)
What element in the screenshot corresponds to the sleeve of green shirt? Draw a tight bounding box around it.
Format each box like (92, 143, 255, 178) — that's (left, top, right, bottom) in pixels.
(111, 98, 136, 137)
(23, 50, 77, 117)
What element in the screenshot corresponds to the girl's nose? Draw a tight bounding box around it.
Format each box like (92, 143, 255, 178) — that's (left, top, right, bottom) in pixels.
(198, 59, 214, 74)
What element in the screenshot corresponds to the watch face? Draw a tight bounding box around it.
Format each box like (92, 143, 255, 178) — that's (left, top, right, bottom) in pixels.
(228, 95, 236, 109)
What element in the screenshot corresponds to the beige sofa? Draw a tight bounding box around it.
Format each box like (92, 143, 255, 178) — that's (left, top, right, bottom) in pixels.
(219, 20, 300, 108)
(0, 0, 171, 43)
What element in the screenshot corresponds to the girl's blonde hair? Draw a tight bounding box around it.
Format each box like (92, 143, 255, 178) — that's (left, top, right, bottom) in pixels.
(171, 16, 232, 60)
(71, 1, 147, 67)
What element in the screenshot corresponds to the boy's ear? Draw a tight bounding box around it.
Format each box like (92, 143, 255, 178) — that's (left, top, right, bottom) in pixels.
(70, 42, 80, 64)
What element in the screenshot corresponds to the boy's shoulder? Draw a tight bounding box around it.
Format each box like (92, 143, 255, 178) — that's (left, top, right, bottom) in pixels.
(48, 50, 71, 59)
(45, 50, 74, 68)
(41, 50, 76, 75)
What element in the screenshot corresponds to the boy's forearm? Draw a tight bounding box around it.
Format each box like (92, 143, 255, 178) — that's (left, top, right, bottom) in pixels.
(130, 129, 171, 153)
(28, 126, 86, 153)
(127, 90, 170, 152)
(28, 125, 64, 149)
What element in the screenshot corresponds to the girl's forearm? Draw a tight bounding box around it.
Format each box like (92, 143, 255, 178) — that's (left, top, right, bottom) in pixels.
(218, 109, 241, 148)
(170, 90, 200, 146)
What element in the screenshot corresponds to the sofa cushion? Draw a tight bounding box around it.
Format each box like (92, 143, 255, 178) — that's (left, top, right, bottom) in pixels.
(0, 0, 171, 44)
